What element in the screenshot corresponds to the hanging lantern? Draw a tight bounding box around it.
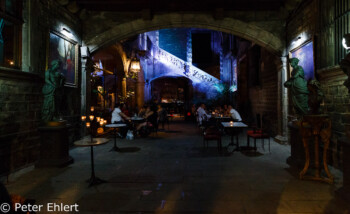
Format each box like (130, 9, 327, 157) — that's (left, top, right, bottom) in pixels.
(130, 58, 140, 72)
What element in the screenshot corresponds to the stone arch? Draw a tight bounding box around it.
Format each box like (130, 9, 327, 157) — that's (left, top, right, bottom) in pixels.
(84, 13, 284, 56)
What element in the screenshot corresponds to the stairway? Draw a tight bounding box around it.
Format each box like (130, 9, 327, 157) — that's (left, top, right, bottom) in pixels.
(155, 47, 219, 85)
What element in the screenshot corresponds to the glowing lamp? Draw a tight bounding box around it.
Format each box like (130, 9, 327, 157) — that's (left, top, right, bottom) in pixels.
(99, 120, 104, 126)
(104, 120, 107, 125)
(187, 112, 191, 116)
(90, 106, 95, 112)
(81, 116, 86, 121)
(230, 121, 234, 126)
(130, 58, 140, 72)
(89, 115, 94, 121)
(96, 117, 101, 122)
(343, 37, 350, 50)
(86, 122, 90, 128)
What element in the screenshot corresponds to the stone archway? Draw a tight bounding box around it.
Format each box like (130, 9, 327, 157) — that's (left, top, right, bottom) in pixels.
(82, 12, 288, 139)
(83, 13, 284, 56)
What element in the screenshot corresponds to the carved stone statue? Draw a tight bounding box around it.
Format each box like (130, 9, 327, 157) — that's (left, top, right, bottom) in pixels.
(307, 80, 324, 114)
(41, 60, 65, 122)
(284, 57, 309, 116)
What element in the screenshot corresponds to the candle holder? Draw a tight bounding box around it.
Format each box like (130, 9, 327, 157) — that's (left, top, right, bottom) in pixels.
(81, 106, 98, 143)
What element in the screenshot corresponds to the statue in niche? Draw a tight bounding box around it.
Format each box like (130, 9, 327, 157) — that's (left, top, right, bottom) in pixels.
(340, 34, 350, 93)
(41, 60, 65, 122)
(284, 57, 309, 116)
(307, 79, 324, 114)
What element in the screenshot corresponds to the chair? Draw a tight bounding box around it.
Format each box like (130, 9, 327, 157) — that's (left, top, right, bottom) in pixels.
(246, 114, 270, 153)
(203, 125, 222, 153)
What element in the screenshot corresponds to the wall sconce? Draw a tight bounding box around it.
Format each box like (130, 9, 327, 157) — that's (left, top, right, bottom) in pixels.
(342, 34, 350, 50)
(130, 58, 141, 72)
(61, 27, 74, 39)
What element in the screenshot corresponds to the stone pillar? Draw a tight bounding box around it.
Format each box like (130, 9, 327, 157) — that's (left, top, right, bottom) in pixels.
(122, 77, 127, 97)
(136, 81, 145, 109)
(136, 66, 145, 109)
(274, 56, 288, 143)
(80, 57, 87, 115)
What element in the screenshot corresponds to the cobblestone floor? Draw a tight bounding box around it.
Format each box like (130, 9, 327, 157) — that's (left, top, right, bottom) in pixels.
(5, 121, 350, 213)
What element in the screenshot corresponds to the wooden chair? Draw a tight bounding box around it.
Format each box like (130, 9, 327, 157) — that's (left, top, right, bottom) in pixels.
(203, 125, 222, 153)
(246, 114, 270, 153)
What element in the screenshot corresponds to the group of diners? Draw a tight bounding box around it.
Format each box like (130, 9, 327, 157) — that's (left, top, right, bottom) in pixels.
(110, 103, 168, 138)
(195, 103, 242, 125)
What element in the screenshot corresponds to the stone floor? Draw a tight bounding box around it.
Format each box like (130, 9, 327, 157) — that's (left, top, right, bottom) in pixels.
(5, 121, 350, 213)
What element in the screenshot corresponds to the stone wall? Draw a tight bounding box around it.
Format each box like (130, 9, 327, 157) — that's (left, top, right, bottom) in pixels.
(0, 70, 43, 175)
(249, 48, 279, 136)
(318, 67, 348, 167)
(0, 0, 82, 176)
(286, 0, 349, 168)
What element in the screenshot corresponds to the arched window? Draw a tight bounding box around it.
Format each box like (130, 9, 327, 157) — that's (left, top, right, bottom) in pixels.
(0, 0, 22, 69)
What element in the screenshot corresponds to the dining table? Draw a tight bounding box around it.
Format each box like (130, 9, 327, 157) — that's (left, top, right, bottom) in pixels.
(221, 121, 248, 153)
(105, 123, 127, 151)
(74, 137, 109, 187)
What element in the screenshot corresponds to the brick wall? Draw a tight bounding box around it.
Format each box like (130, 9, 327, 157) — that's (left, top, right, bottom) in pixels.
(0, 0, 83, 176)
(286, 0, 349, 168)
(0, 70, 43, 175)
(318, 67, 348, 167)
(249, 48, 278, 136)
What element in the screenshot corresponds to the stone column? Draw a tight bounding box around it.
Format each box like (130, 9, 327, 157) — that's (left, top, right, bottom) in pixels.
(136, 66, 145, 109)
(274, 56, 288, 143)
(122, 77, 127, 97)
(80, 57, 87, 115)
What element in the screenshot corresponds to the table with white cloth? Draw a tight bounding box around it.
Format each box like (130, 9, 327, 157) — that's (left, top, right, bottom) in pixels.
(221, 122, 248, 153)
(105, 123, 127, 151)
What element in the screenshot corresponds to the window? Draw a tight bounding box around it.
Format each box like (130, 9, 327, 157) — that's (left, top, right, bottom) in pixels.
(0, 0, 22, 69)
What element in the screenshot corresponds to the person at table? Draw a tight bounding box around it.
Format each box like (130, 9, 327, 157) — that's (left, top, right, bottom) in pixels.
(197, 103, 211, 125)
(223, 104, 229, 116)
(121, 103, 130, 117)
(228, 105, 242, 122)
(138, 105, 147, 117)
(137, 105, 158, 131)
(157, 104, 168, 130)
(111, 103, 131, 138)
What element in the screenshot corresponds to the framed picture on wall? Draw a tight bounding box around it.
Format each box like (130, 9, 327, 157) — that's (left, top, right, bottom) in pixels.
(47, 31, 78, 87)
(289, 39, 315, 81)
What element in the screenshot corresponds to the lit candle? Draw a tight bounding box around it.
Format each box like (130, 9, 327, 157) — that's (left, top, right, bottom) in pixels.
(89, 115, 94, 121)
(104, 120, 107, 125)
(86, 122, 90, 128)
(99, 120, 104, 126)
(96, 117, 101, 122)
(90, 106, 94, 112)
(81, 116, 86, 121)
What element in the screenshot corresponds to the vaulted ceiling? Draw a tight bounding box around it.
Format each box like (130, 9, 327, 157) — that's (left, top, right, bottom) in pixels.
(57, 0, 305, 15)
(76, 0, 286, 11)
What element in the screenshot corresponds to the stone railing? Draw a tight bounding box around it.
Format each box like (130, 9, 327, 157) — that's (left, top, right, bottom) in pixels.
(155, 47, 219, 84)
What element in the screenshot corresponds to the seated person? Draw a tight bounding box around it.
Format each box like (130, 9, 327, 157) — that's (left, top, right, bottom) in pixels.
(138, 105, 147, 118)
(228, 105, 242, 122)
(137, 105, 158, 132)
(197, 103, 211, 125)
(111, 103, 131, 137)
(121, 103, 130, 117)
(223, 104, 230, 116)
(157, 104, 168, 130)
